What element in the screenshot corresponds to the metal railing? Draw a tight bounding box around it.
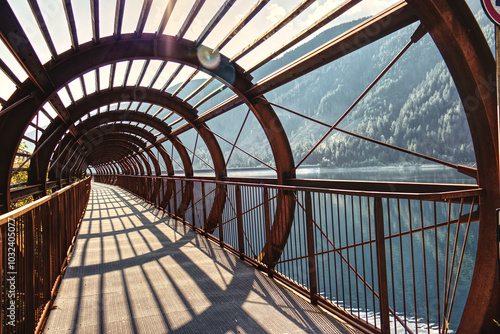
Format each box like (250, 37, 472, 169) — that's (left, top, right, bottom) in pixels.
(0, 178, 91, 333)
(95, 175, 480, 334)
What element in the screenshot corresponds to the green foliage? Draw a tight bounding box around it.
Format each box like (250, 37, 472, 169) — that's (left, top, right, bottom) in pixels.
(11, 195, 33, 210)
(11, 141, 29, 186)
(11, 141, 33, 209)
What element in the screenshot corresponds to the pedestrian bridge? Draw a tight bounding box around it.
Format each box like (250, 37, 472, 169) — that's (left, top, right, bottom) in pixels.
(0, 0, 498, 333)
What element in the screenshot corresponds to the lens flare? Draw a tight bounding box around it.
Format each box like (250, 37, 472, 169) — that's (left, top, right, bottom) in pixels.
(197, 46, 221, 70)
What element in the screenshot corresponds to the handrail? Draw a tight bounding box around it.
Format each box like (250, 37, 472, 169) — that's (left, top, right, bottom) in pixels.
(100, 174, 481, 201)
(0, 177, 91, 333)
(0, 177, 90, 225)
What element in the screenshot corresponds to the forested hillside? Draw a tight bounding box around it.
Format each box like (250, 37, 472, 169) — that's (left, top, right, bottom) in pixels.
(189, 2, 493, 170)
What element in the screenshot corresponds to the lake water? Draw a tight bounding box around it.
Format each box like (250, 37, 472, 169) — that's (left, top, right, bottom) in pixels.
(188, 164, 477, 185)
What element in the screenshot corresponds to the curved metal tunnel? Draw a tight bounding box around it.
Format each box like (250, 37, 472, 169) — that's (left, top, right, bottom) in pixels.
(0, 0, 498, 332)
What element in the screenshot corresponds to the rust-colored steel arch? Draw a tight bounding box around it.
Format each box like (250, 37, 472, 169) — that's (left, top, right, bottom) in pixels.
(58, 87, 227, 176)
(99, 165, 112, 176)
(83, 134, 158, 176)
(95, 147, 151, 177)
(110, 163, 121, 174)
(405, 1, 500, 332)
(89, 147, 132, 175)
(86, 142, 141, 166)
(57, 115, 173, 176)
(131, 153, 146, 176)
(38, 110, 169, 182)
(79, 131, 154, 166)
(79, 125, 170, 200)
(56, 135, 154, 179)
(33, 109, 171, 185)
(81, 122, 174, 173)
(81, 125, 165, 176)
(117, 158, 134, 175)
(44, 108, 194, 215)
(82, 124, 175, 201)
(88, 145, 140, 171)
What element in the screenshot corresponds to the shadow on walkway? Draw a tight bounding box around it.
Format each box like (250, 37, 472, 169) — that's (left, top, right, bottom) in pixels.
(44, 182, 360, 334)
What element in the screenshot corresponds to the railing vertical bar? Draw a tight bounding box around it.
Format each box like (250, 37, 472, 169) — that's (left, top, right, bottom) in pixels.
(331, 194, 339, 304)
(302, 191, 309, 288)
(246, 187, 253, 256)
(434, 201, 442, 334)
(387, 198, 397, 333)
(286, 191, 290, 282)
(398, 199, 408, 332)
(49, 198, 56, 297)
(42, 203, 47, 319)
(236, 185, 245, 259)
(320, 193, 327, 300)
(447, 197, 476, 327)
(201, 182, 207, 229)
(360, 196, 368, 322)
(163, 178, 168, 212)
(246, 186, 252, 256)
(327, 194, 334, 302)
(231, 186, 237, 247)
(191, 182, 196, 230)
(66, 190, 71, 256)
(173, 181, 178, 217)
(368, 197, 377, 328)
(20, 215, 25, 333)
(263, 188, 273, 277)
(375, 197, 390, 333)
(179, 180, 185, 221)
(352, 195, 360, 318)
(260, 186, 265, 260)
(218, 185, 224, 246)
(306, 191, 318, 305)
(60, 194, 66, 265)
(420, 200, 431, 334)
(293, 191, 301, 284)
(256, 186, 263, 259)
(343, 195, 352, 313)
(26, 211, 35, 331)
(408, 199, 418, 334)
(283, 189, 289, 281)
(338, 194, 345, 311)
(441, 199, 453, 332)
(249, 186, 254, 255)
(443, 198, 465, 333)
(276, 189, 287, 278)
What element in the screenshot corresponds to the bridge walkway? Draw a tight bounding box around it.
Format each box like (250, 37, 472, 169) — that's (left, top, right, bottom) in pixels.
(43, 182, 359, 334)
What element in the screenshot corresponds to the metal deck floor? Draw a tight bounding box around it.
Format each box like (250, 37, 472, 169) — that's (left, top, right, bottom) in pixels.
(44, 182, 360, 334)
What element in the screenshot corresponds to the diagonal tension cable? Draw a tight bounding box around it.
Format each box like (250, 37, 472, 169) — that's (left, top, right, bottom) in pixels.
(293, 24, 427, 172)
